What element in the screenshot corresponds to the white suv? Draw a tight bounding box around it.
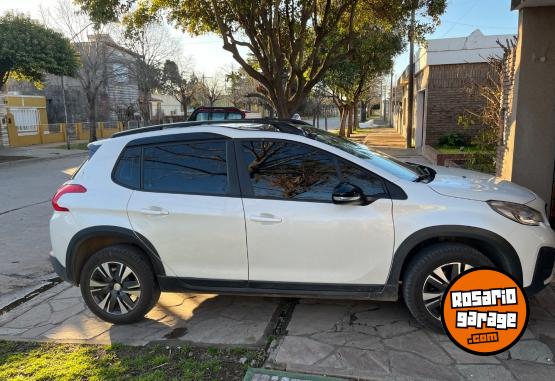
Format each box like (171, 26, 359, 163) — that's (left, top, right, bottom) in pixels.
(49, 120, 555, 329)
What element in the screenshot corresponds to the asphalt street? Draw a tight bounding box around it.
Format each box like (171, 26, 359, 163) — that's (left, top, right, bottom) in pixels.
(0, 155, 86, 309)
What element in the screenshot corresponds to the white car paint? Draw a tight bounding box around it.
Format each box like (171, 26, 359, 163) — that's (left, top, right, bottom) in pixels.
(49, 125, 555, 292)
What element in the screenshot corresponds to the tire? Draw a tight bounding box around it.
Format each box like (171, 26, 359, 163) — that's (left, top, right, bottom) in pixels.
(402, 243, 493, 331)
(80, 244, 160, 324)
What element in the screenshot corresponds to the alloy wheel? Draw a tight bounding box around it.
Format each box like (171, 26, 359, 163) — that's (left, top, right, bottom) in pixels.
(89, 261, 141, 315)
(422, 262, 473, 320)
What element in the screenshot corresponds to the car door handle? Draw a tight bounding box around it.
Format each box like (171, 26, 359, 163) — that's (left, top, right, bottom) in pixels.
(249, 214, 282, 223)
(140, 207, 169, 216)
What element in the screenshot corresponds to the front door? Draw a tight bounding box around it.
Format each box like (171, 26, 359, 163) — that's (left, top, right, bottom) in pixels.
(126, 139, 248, 280)
(237, 139, 395, 286)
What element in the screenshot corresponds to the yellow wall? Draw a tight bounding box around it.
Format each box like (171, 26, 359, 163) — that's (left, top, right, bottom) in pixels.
(5, 95, 48, 126)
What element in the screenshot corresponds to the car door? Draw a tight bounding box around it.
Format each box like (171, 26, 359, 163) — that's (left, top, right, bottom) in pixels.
(125, 138, 248, 280)
(237, 139, 395, 286)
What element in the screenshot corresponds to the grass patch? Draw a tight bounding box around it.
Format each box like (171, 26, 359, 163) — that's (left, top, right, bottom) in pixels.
(0, 340, 264, 381)
(435, 145, 493, 154)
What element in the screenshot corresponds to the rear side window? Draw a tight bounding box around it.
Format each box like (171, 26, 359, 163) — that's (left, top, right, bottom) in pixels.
(113, 147, 141, 188)
(143, 141, 228, 195)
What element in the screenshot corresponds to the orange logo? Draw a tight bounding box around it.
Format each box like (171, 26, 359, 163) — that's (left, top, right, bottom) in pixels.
(441, 267, 529, 355)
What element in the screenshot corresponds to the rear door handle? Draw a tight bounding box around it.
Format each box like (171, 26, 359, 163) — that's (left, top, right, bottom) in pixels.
(140, 207, 169, 216)
(250, 214, 282, 223)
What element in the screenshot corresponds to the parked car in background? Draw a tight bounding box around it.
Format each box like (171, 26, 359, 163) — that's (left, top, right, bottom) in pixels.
(49, 119, 555, 330)
(188, 107, 245, 121)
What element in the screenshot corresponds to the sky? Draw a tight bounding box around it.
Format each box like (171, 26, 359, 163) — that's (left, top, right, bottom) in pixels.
(393, 0, 518, 77)
(0, 0, 518, 79)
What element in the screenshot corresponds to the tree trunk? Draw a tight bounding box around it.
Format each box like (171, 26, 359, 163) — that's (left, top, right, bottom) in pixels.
(354, 101, 360, 130)
(88, 97, 97, 143)
(339, 106, 348, 137)
(360, 99, 367, 123)
(181, 100, 189, 118)
(347, 104, 354, 136)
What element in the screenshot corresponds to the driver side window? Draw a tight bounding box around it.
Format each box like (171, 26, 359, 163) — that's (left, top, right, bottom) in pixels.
(241, 140, 339, 202)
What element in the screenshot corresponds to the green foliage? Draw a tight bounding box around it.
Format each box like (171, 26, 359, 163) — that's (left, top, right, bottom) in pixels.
(0, 12, 79, 89)
(456, 112, 497, 174)
(160, 60, 200, 113)
(438, 133, 469, 148)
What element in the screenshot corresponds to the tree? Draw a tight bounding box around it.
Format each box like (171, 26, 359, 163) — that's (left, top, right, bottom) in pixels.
(200, 75, 224, 107)
(76, 0, 446, 119)
(0, 12, 79, 91)
(116, 22, 181, 121)
(324, 24, 402, 136)
(161, 60, 199, 117)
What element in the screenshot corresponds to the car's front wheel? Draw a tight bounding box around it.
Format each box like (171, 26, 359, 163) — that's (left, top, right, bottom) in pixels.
(402, 243, 493, 330)
(80, 245, 160, 324)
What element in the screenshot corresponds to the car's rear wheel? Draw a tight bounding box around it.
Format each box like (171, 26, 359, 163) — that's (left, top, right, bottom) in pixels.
(80, 245, 160, 324)
(402, 243, 493, 331)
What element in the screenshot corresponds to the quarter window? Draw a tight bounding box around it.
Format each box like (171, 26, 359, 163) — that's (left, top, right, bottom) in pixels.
(113, 147, 141, 188)
(143, 141, 228, 195)
(338, 159, 387, 197)
(241, 141, 339, 202)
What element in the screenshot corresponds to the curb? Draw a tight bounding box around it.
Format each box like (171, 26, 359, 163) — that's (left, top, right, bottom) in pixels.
(0, 151, 87, 168)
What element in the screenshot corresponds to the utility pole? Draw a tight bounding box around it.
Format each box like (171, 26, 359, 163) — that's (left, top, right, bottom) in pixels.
(389, 70, 394, 126)
(61, 75, 70, 149)
(406, 5, 416, 148)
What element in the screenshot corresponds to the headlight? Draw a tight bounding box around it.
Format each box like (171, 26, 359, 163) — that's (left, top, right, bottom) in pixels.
(488, 200, 544, 226)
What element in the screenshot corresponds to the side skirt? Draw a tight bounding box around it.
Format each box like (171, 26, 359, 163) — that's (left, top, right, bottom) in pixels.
(157, 276, 399, 301)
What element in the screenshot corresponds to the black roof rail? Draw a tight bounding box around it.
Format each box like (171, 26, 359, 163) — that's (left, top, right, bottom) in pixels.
(112, 118, 312, 138)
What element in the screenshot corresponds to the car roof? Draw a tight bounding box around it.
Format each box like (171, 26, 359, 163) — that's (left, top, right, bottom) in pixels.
(112, 118, 311, 139)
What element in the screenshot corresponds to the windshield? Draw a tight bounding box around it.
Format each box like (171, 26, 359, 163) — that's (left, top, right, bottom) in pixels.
(300, 127, 419, 181)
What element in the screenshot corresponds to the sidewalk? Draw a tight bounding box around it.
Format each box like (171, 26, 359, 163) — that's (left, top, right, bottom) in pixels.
(266, 284, 555, 380)
(0, 143, 87, 166)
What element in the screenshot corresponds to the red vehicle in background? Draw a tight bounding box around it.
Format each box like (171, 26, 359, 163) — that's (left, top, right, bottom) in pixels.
(188, 107, 245, 121)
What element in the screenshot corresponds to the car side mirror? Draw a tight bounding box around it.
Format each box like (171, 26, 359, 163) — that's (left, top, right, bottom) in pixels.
(332, 182, 365, 205)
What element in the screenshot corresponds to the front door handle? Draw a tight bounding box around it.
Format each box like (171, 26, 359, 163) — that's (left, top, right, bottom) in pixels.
(140, 207, 169, 216)
(249, 214, 282, 223)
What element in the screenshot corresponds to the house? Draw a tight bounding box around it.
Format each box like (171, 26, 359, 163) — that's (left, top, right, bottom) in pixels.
(393, 30, 514, 148)
(5, 34, 141, 125)
(498, 0, 555, 227)
(0, 94, 48, 147)
(149, 92, 187, 123)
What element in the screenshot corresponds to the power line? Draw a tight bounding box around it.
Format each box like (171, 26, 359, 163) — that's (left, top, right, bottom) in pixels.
(441, 20, 516, 31)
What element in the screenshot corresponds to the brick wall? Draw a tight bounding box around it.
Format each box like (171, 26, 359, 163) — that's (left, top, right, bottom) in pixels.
(424, 63, 492, 146)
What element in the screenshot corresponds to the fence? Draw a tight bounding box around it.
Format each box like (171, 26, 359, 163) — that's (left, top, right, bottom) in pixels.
(6, 119, 125, 148)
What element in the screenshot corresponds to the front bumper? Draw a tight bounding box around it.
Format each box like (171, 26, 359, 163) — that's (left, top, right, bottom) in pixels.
(49, 254, 70, 283)
(525, 247, 555, 295)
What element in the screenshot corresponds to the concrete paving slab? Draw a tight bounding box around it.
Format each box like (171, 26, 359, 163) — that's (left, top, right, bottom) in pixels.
(267, 284, 555, 381)
(0, 284, 279, 347)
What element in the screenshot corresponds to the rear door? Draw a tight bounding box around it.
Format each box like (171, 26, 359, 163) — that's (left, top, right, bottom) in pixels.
(124, 137, 248, 280)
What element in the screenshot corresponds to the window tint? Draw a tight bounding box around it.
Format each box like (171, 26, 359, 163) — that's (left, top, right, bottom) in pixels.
(195, 112, 209, 121)
(113, 147, 141, 188)
(143, 141, 228, 195)
(211, 112, 225, 120)
(298, 126, 419, 181)
(241, 141, 339, 201)
(227, 112, 243, 120)
(338, 159, 387, 197)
